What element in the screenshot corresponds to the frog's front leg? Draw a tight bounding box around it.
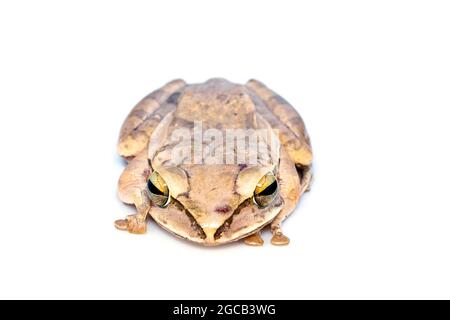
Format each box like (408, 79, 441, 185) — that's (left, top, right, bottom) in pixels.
(114, 189, 150, 234)
(271, 164, 312, 245)
(114, 150, 152, 234)
(269, 146, 308, 245)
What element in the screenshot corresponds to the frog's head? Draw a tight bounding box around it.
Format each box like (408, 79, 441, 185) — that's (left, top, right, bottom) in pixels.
(147, 163, 283, 246)
(145, 84, 283, 245)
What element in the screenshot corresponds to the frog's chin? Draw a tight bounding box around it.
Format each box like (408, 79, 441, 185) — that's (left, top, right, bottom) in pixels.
(149, 196, 284, 246)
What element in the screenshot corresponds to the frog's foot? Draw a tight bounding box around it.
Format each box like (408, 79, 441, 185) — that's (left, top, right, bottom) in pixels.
(243, 232, 264, 246)
(114, 214, 147, 234)
(270, 226, 290, 246)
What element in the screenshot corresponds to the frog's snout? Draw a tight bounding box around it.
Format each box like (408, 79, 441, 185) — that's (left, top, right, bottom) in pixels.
(202, 227, 218, 244)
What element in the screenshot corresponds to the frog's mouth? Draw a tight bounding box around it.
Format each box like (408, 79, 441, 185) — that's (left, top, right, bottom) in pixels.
(149, 195, 283, 246)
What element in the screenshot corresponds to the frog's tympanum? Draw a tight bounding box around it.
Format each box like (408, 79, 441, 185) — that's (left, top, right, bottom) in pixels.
(114, 79, 312, 246)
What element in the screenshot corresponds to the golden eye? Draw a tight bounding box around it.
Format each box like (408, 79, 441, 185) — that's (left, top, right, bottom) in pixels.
(147, 171, 170, 208)
(253, 172, 278, 208)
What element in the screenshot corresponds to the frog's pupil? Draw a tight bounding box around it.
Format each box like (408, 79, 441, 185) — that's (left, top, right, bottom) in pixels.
(258, 180, 278, 196)
(148, 180, 165, 195)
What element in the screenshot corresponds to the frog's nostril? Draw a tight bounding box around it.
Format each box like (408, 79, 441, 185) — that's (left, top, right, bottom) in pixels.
(215, 205, 231, 214)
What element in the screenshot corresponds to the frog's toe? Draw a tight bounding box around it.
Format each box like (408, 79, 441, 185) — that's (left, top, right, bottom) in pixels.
(114, 219, 129, 231)
(114, 214, 147, 234)
(243, 232, 264, 246)
(271, 233, 290, 246)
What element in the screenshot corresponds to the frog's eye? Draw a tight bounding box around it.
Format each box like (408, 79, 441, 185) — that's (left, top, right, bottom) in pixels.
(147, 171, 170, 208)
(253, 173, 279, 208)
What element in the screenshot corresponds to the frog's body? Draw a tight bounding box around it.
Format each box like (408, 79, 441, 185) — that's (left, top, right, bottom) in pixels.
(115, 78, 312, 246)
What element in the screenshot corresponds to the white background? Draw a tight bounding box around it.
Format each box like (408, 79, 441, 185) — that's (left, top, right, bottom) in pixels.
(0, 0, 449, 299)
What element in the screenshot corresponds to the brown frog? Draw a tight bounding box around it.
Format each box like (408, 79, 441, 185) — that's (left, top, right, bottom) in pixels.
(114, 78, 312, 246)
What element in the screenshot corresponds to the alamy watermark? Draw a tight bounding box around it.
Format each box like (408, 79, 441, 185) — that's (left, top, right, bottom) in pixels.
(151, 121, 280, 166)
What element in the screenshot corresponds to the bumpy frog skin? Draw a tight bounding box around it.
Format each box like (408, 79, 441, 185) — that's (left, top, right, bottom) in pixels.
(114, 79, 313, 246)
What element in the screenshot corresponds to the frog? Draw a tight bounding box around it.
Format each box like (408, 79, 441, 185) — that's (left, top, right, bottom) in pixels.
(114, 78, 313, 246)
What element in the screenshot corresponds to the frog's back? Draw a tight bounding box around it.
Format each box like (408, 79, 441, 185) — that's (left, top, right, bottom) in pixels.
(173, 78, 257, 130)
(119, 78, 312, 167)
(148, 78, 277, 168)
